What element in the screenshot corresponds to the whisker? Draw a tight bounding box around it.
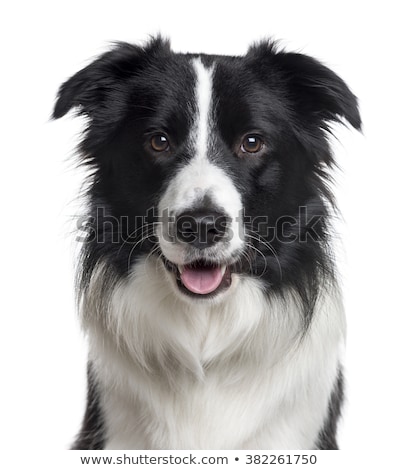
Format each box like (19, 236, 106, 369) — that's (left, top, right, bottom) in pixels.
(126, 233, 158, 266)
(245, 231, 283, 280)
(117, 223, 158, 256)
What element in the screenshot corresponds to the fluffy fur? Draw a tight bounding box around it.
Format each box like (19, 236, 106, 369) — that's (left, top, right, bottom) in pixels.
(54, 37, 360, 449)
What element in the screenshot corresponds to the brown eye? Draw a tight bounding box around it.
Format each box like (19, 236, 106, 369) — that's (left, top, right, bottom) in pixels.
(150, 134, 170, 152)
(241, 135, 264, 154)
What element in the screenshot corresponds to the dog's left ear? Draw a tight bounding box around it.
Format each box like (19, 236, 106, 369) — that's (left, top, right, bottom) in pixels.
(52, 43, 141, 120)
(52, 37, 171, 155)
(248, 42, 362, 131)
(52, 36, 171, 120)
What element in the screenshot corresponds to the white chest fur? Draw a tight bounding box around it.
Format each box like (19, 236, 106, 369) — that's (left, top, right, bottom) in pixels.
(84, 258, 345, 449)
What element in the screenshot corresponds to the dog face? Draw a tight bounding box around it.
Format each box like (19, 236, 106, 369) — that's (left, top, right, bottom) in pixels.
(54, 37, 360, 302)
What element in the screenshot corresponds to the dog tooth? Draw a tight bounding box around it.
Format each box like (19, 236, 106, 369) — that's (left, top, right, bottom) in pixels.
(220, 265, 227, 276)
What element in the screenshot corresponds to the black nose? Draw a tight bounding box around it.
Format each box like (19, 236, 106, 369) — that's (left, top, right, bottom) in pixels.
(176, 210, 228, 249)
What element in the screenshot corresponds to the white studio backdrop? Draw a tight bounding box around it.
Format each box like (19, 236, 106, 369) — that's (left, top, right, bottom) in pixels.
(1, 0, 397, 456)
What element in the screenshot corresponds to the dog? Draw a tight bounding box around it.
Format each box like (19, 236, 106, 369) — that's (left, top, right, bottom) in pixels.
(54, 36, 361, 449)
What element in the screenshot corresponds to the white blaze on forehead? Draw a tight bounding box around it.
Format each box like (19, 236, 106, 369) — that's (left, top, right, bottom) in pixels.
(192, 58, 214, 160)
(157, 57, 244, 265)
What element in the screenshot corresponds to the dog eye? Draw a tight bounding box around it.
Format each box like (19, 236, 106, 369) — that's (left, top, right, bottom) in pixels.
(240, 135, 264, 154)
(150, 134, 170, 152)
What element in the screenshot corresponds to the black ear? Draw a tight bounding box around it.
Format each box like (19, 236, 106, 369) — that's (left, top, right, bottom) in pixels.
(248, 41, 361, 131)
(277, 51, 361, 130)
(52, 37, 170, 119)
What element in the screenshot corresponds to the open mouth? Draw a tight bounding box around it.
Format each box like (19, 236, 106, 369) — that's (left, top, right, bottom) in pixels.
(163, 258, 233, 298)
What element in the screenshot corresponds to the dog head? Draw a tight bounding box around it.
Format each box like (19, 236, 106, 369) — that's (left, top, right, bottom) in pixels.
(54, 37, 360, 301)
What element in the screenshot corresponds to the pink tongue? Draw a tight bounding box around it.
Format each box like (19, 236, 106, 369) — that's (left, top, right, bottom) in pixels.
(180, 266, 223, 295)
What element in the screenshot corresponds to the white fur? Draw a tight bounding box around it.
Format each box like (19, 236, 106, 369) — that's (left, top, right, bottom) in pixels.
(192, 59, 213, 163)
(82, 257, 345, 449)
(157, 59, 243, 266)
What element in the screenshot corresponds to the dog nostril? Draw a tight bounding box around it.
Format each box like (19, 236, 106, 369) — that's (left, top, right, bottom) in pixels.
(176, 211, 228, 249)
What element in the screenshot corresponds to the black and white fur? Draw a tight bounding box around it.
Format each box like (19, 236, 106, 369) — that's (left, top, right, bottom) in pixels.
(54, 37, 360, 449)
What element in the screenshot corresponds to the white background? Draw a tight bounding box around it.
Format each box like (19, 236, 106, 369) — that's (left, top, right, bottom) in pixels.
(1, 0, 397, 457)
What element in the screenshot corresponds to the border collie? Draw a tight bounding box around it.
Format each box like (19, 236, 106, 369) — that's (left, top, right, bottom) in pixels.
(54, 37, 361, 449)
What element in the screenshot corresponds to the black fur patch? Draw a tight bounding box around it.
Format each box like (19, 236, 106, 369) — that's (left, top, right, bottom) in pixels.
(316, 370, 344, 450)
(71, 363, 105, 450)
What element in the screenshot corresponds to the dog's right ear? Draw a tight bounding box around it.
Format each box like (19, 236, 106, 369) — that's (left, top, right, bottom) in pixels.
(52, 37, 170, 120)
(247, 40, 361, 132)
